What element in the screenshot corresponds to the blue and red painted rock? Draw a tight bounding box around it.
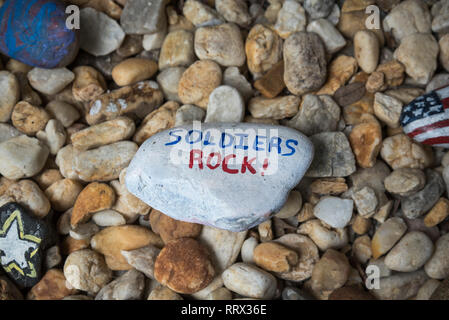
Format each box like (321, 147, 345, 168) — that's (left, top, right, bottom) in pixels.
(0, 0, 79, 69)
(125, 123, 314, 232)
(401, 85, 449, 148)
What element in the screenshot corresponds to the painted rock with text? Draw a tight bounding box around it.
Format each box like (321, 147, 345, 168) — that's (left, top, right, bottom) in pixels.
(126, 123, 314, 232)
(0, 0, 79, 69)
(0, 202, 51, 288)
(401, 85, 449, 148)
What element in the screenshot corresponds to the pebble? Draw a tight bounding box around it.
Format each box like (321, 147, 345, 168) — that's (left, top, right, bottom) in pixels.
(80, 8, 125, 56)
(86, 81, 164, 125)
(401, 169, 445, 219)
(71, 182, 116, 227)
(384, 168, 426, 196)
(245, 24, 283, 75)
(63, 249, 112, 294)
(285, 94, 340, 136)
(328, 285, 375, 300)
(44, 245, 61, 270)
(241, 237, 258, 264)
(143, 30, 167, 51)
(274, 0, 307, 39)
(69, 222, 99, 240)
(371, 217, 408, 259)
(352, 186, 378, 217)
(306, 19, 346, 55)
(354, 30, 379, 73)
(120, 0, 167, 34)
(183, 0, 222, 27)
(394, 33, 439, 85)
(380, 134, 433, 170)
(440, 35, 449, 72)
(194, 23, 246, 67)
(11, 101, 50, 136)
(306, 132, 356, 178)
(385, 231, 433, 272)
(92, 210, 126, 227)
(73, 141, 138, 182)
(223, 67, 253, 102)
(55, 145, 80, 180)
(0, 71, 19, 122)
(431, 0, 449, 33)
(0, 202, 51, 288)
(95, 269, 145, 300)
(71, 117, 135, 151)
(249, 96, 300, 120)
(275, 190, 302, 219)
(157, 67, 186, 102)
(310, 249, 350, 294)
(126, 123, 314, 232)
(121, 245, 160, 279)
(150, 209, 202, 243)
(415, 279, 441, 300)
(45, 178, 83, 212)
(0, 276, 23, 300)
(72, 66, 106, 103)
(254, 61, 285, 99)
(27, 68, 75, 96)
(424, 198, 449, 227)
(253, 242, 298, 273)
(112, 58, 158, 87)
(215, 0, 251, 27)
(45, 101, 80, 128)
(222, 263, 277, 299)
(36, 119, 66, 155)
(298, 219, 348, 251)
(373, 92, 403, 128)
(425, 233, 449, 279)
(313, 196, 353, 228)
(204, 86, 245, 123)
(283, 32, 327, 95)
(198, 226, 247, 273)
(370, 270, 428, 300)
(352, 235, 372, 264)
(148, 284, 183, 300)
(27, 269, 76, 300)
(158, 30, 195, 70)
(304, 0, 335, 19)
(349, 117, 383, 168)
(154, 238, 215, 294)
(0, 0, 79, 68)
(273, 234, 319, 281)
(90, 225, 162, 270)
(178, 60, 222, 108)
(0, 135, 49, 180)
(282, 286, 315, 300)
(318, 55, 358, 96)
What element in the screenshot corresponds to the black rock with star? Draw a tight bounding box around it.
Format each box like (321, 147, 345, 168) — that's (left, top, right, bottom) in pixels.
(0, 202, 52, 288)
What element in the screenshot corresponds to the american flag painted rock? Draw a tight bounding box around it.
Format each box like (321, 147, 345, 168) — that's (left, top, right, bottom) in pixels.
(0, 0, 79, 69)
(401, 85, 449, 148)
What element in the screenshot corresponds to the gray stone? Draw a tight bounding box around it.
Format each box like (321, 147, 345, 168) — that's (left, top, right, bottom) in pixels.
(304, 0, 335, 19)
(282, 286, 315, 300)
(95, 269, 145, 300)
(120, 0, 167, 35)
(0, 123, 21, 143)
(175, 105, 206, 126)
(205, 86, 245, 123)
(426, 73, 449, 92)
(401, 169, 445, 219)
(121, 246, 160, 279)
(306, 132, 356, 178)
(125, 123, 314, 232)
(156, 67, 185, 102)
(28, 68, 75, 96)
(80, 8, 125, 57)
(223, 67, 253, 102)
(370, 270, 428, 300)
(352, 186, 378, 217)
(284, 94, 340, 136)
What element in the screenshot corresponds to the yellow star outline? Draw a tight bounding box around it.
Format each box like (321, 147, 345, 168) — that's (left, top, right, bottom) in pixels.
(0, 210, 41, 278)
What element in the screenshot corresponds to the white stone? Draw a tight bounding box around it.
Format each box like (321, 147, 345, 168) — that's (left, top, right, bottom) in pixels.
(313, 196, 353, 228)
(92, 209, 126, 227)
(241, 237, 258, 264)
(36, 119, 66, 155)
(28, 68, 75, 96)
(223, 67, 253, 102)
(183, 0, 223, 27)
(374, 92, 403, 129)
(205, 86, 245, 123)
(352, 186, 378, 217)
(0, 123, 21, 143)
(80, 8, 126, 57)
(274, 0, 307, 39)
(306, 19, 346, 54)
(125, 123, 314, 232)
(156, 67, 185, 102)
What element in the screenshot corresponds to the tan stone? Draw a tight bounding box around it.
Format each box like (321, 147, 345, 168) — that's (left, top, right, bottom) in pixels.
(253, 242, 299, 273)
(343, 93, 374, 125)
(349, 117, 382, 168)
(91, 225, 163, 270)
(380, 134, 433, 169)
(72, 66, 106, 102)
(424, 198, 449, 228)
(372, 217, 407, 259)
(310, 178, 348, 195)
(248, 95, 300, 120)
(354, 30, 379, 73)
(366, 71, 386, 93)
(154, 238, 215, 294)
(297, 202, 315, 223)
(150, 209, 202, 243)
(178, 60, 222, 108)
(60, 236, 90, 255)
(311, 249, 351, 293)
(71, 182, 116, 227)
(45, 179, 83, 212)
(148, 285, 184, 300)
(112, 58, 158, 87)
(376, 60, 405, 88)
(159, 30, 195, 70)
(317, 55, 358, 95)
(254, 60, 285, 98)
(133, 101, 179, 144)
(11, 101, 50, 135)
(352, 214, 372, 235)
(28, 269, 77, 300)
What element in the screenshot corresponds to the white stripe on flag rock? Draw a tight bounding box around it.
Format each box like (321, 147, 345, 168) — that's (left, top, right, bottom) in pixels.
(401, 85, 449, 148)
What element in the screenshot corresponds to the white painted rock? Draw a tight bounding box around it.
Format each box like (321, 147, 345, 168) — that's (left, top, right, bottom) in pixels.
(126, 123, 314, 231)
(313, 196, 353, 228)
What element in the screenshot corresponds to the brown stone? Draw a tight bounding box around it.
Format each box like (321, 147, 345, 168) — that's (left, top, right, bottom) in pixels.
(112, 58, 159, 87)
(28, 269, 77, 300)
(253, 242, 299, 273)
(150, 209, 203, 243)
(72, 66, 107, 103)
(343, 93, 374, 125)
(349, 117, 383, 168)
(154, 238, 215, 294)
(317, 55, 358, 95)
(366, 71, 386, 93)
(376, 60, 405, 88)
(424, 198, 449, 228)
(334, 82, 366, 106)
(0, 276, 23, 300)
(71, 182, 116, 227)
(91, 225, 163, 270)
(11, 101, 50, 135)
(329, 285, 376, 300)
(60, 236, 90, 255)
(310, 178, 348, 195)
(254, 60, 285, 98)
(352, 214, 372, 235)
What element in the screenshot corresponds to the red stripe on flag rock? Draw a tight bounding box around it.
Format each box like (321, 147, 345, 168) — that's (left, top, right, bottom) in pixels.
(407, 119, 449, 138)
(421, 136, 449, 145)
(443, 97, 449, 110)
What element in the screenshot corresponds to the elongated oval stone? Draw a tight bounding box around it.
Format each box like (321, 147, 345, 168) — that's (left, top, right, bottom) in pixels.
(0, 0, 79, 68)
(126, 123, 314, 232)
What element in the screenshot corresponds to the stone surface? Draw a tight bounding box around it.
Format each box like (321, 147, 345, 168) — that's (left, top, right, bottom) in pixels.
(150, 209, 202, 243)
(157, 67, 185, 102)
(0, 71, 19, 122)
(424, 198, 449, 227)
(126, 123, 314, 232)
(11, 101, 50, 136)
(72, 66, 106, 103)
(80, 8, 125, 56)
(306, 132, 356, 178)
(274, 0, 307, 39)
(27, 269, 76, 300)
(370, 270, 428, 300)
(95, 269, 145, 300)
(306, 19, 346, 55)
(253, 242, 298, 273)
(384, 168, 426, 197)
(203, 86, 244, 123)
(374, 92, 403, 128)
(0, 0, 79, 68)
(352, 186, 378, 217)
(159, 30, 195, 70)
(0, 135, 49, 180)
(112, 58, 158, 87)
(253, 61, 285, 99)
(121, 245, 160, 279)
(349, 118, 382, 168)
(249, 96, 300, 120)
(310, 249, 350, 294)
(0, 276, 23, 300)
(183, 0, 222, 27)
(154, 238, 215, 294)
(223, 67, 253, 102)
(0, 202, 51, 288)
(45, 101, 80, 128)
(45, 178, 82, 212)
(371, 217, 408, 259)
(28, 68, 75, 96)
(92, 209, 126, 227)
(354, 30, 379, 73)
(283, 32, 327, 95)
(36, 119, 66, 155)
(425, 233, 449, 279)
(313, 196, 353, 228)
(120, 0, 167, 34)
(216, 0, 251, 27)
